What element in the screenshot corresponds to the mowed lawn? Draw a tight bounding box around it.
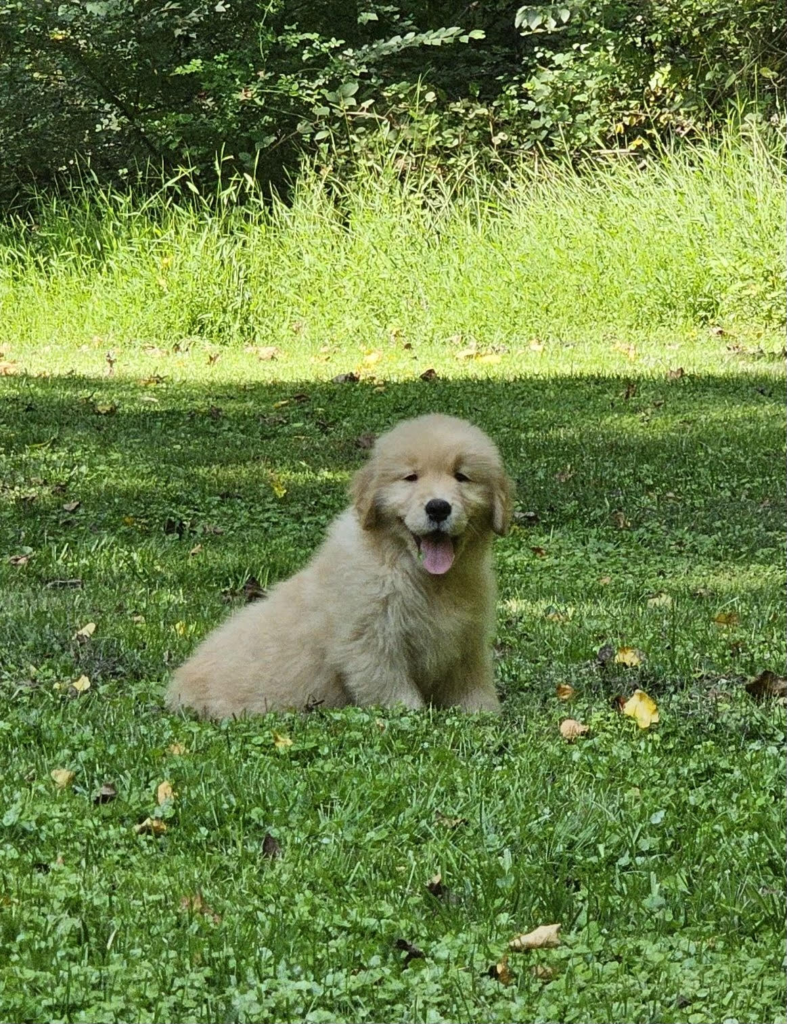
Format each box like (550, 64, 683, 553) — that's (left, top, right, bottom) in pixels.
(0, 142, 785, 1023)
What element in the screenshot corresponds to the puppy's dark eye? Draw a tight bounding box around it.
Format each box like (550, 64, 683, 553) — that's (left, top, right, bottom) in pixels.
(404, 473, 419, 482)
(454, 471, 470, 483)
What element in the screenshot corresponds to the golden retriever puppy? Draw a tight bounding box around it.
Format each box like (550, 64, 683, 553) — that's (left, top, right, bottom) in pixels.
(166, 414, 513, 717)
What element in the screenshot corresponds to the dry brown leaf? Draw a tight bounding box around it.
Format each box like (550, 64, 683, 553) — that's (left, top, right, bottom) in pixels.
(262, 833, 282, 858)
(622, 689, 659, 728)
(8, 553, 31, 566)
(713, 611, 740, 627)
(488, 956, 515, 985)
(188, 544, 203, 557)
(93, 782, 117, 805)
(73, 622, 96, 641)
(555, 684, 576, 701)
(62, 500, 81, 513)
(180, 892, 221, 923)
(0, 360, 18, 375)
(559, 719, 589, 742)
(272, 731, 293, 750)
(615, 646, 644, 667)
(255, 346, 281, 361)
(647, 592, 673, 608)
(667, 367, 685, 380)
(530, 964, 555, 981)
(134, 817, 167, 836)
(599, 576, 612, 585)
(331, 371, 360, 384)
(530, 546, 547, 557)
(509, 923, 561, 951)
(156, 780, 175, 805)
(419, 368, 438, 381)
(745, 670, 787, 701)
(51, 768, 76, 788)
(613, 511, 631, 529)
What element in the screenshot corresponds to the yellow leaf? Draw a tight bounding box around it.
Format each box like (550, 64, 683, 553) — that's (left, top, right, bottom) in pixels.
(529, 340, 545, 353)
(272, 731, 293, 750)
(272, 399, 290, 409)
(167, 742, 187, 756)
(71, 675, 91, 693)
(555, 684, 576, 701)
(713, 611, 740, 627)
(559, 719, 589, 742)
(509, 923, 561, 951)
(615, 646, 643, 667)
(478, 353, 501, 364)
(455, 347, 478, 361)
(134, 817, 167, 836)
(51, 768, 76, 788)
(156, 780, 175, 805)
(622, 689, 659, 729)
(173, 621, 187, 636)
(363, 351, 382, 365)
(73, 622, 96, 641)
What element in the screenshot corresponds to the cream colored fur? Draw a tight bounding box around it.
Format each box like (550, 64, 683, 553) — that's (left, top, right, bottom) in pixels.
(165, 414, 513, 717)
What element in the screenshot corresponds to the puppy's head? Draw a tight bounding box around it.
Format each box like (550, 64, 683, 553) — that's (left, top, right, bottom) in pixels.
(351, 414, 513, 575)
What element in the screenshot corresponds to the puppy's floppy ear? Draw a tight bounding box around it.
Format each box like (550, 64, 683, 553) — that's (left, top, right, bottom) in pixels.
(491, 468, 515, 536)
(350, 460, 380, 530)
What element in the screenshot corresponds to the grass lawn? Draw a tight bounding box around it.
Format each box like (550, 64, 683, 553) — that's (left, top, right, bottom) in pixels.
(0, 138, 785, 1023)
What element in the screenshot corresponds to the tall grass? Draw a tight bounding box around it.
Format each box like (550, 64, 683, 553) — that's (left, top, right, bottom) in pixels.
(1, 132, 784, 352)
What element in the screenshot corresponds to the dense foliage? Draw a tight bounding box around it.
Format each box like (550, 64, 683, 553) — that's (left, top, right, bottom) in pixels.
(1, 0, 785, 193)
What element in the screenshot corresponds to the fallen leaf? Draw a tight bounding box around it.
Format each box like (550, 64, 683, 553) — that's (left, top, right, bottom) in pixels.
(530, 546, 547, 557)
(419, 368, 438, 381)
(62, 500, 81, 513)
(530, 964, 555, 981)
(93, 783, 117, 805)
(509, 923, 561, 951)
(529, 340, 545, 352)
(478, 353, 502, 364)
(396, 938, 426, 965)
(0, 360, 18, 375)
(94, 403, 117, 416)
(613, 511, 631, 529)
(745, 670, 787, 701)
(435, 813, 467, 829)
(555, 684, 576, 701)
(710, 325, 726, 336)
(262, 833, 282, 858)
(207, 352, 220, 366)
(622, 688, 659, 728)
(559, 719, 589, 742)
(72, 622, 96, 641)
(513, 510, 538, 525)
(647, 592, 673, 608)
(332, 371, 359, 384)
(713, 611, 740, 627)
(667, 367, 685, 380)
(255, 346, 281, 361)
(615, 646, 644, 667)
(272, 731, 293, 750)
(134, 817, 167, 836)
(156, 780, 175, 805)
(71, 675, 91, 693)
(487, 956, 515, 985)
(45, 578, 83, 589)
(51, 768, 76, 788)
(8, 553, 31, 566)
(425, 873, 459, 903)
(623, 381, 638, 399)
(555, 465, 574, 483)
(363, 351, 382, 365)
(455, 347, 479, 361)
(180, 892, 221, 923)
(189, 544, 203, 557)
(599, 576, 612, 585)
(167, 742, 187, 756)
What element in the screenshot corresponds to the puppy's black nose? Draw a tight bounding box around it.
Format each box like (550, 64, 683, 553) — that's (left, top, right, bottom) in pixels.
(425, 498, 452, 522)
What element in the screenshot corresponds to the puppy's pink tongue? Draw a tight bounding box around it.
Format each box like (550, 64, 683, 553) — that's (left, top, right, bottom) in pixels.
(420, 534, 455, 574)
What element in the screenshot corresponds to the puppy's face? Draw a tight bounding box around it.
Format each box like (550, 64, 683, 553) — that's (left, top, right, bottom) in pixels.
(351, 415, 513, 575)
